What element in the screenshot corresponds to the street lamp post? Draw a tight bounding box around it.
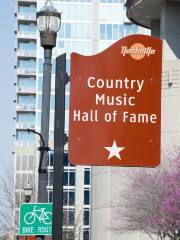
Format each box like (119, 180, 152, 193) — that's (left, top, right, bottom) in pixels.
(36, 1, 61, 240)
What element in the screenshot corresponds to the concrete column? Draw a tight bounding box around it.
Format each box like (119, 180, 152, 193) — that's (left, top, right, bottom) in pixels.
(75, 166, 85, 240)
(91, 1, 180, 240)
(161, 0, 180, 60)
(151, 19, 160, 38)
(91, 167, 111, 240)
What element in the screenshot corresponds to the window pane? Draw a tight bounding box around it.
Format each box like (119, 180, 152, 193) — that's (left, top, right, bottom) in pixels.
(63, 172, 68, 186)
(63, 191, 68, 205)
(100, 24, 105, 40)
(84, 190, 90, 205)
(113, 24, 118, 40)
(63, 153, 68, 166)
(69, 172, 75, 186)
(84, 169, 90, 185)
(68, 211, 75, 225)
(17, 113, 35, 122)
(83, 230, 90, 240)
(50, 95, 55, 110)
(17, 130, 35, 141)
(18, 95, 36, 105)
(84, 210, 90, 225)
(65, 23, 71, 38)
(48, 190, 53, 202)
(69, 191, 75, 206)
(107, 24, 112, 39)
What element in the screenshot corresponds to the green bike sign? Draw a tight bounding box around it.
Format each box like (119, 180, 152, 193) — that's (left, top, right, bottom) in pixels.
(19, 203, 52, 236)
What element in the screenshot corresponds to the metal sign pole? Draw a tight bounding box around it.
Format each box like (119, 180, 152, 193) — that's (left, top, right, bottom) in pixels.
(52, 53, 66, 239)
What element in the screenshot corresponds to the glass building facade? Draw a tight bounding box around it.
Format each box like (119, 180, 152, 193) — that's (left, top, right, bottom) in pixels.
(14, 0, 148, 239)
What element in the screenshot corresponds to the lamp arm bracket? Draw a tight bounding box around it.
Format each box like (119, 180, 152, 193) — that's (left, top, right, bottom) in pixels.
(64, 73, 70, 85)
(37, 146, 51, 151)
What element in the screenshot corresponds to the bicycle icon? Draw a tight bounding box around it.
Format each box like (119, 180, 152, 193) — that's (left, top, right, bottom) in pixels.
(24, 206, 52, 225)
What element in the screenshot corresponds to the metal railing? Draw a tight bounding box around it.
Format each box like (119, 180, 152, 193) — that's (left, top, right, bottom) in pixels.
(16, 68, 36, 76)
(16, 31, 37, 39)
(17, 13, 36, 21)
(16, 122, 35, 129)
(17, 86, 36, 93)
(16, 104, 36, 111)
(17, 49, 36, 58)
(15, 140, 35, 147)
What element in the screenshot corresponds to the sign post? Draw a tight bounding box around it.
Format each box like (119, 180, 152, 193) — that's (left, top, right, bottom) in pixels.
(69, 35, 162, 167)
(19, 203, 52, 236)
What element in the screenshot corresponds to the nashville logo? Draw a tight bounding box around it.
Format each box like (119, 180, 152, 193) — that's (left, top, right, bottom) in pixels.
(121, 43, 156, 60)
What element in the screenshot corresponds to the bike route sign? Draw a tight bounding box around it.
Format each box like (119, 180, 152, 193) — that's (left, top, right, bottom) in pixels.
(19, 203, 52, 236)
(69, 34, 162, 167)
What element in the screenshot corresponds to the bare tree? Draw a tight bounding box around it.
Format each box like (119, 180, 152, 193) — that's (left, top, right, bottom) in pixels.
(111, 152, 180, 240)
(0, 171, 15, 237)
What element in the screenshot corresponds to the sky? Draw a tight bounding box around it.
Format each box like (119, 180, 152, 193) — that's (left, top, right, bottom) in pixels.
(0, 0, 16, 178)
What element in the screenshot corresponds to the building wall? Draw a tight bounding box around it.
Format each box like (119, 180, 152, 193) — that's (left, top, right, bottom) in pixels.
(91, 1, 180, 240)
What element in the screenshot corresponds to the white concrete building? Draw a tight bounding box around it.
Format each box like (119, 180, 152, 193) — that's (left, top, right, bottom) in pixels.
(91, 0, 180, 239)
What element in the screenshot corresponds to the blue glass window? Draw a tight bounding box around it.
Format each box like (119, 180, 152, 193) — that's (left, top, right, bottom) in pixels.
(63, 191, 75, 206)
(83, 210, 90, 225)
(48, 152, 54, 167)
(19, 40, 36, 50)
(100, 24, 105, 40)
(84, 190, 90, 205)
(52, 59, 55, 75)
(59, 23, 64, 38)
(17, 113, 35, 122)
(65, 82, 70, 94)
(65, 23, 71, 38)
(65, 95, 69, 110)
(58, 41, 64, 48)
(107, 24, 112, 40)
(16, 130, 35, 141)
(66, 59, 70, 74)
(63, 172, 68, 186)
(69, 172, 75, 186)
(63, 153, 68, 166)
(19, 4, 36, 14)
(69, 192, 75, 206)
(83, 230, 90, 240)
(84, 169, 90, 185)
(19, 23, 36, 33)
(113, 24, 118, 40)
(18, 95, 36, 105)
(68, 211, 75, 226)
(124, 24, 138, 36)
(100, 24, 126, 40)
(50, 95, 55, 110)
(19, 59, 36, 69)
(48, 190, 53, 202)
(18, 77, 36, 88)
(63, 191, 68, 205)
(119, 24, 124, 38)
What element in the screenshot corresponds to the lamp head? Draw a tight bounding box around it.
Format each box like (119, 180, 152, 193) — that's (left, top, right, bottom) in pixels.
(37, 0, 61, 48)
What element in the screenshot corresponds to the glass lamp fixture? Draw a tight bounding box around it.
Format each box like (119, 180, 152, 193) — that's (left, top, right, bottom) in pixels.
(36, 0, 61, 48)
